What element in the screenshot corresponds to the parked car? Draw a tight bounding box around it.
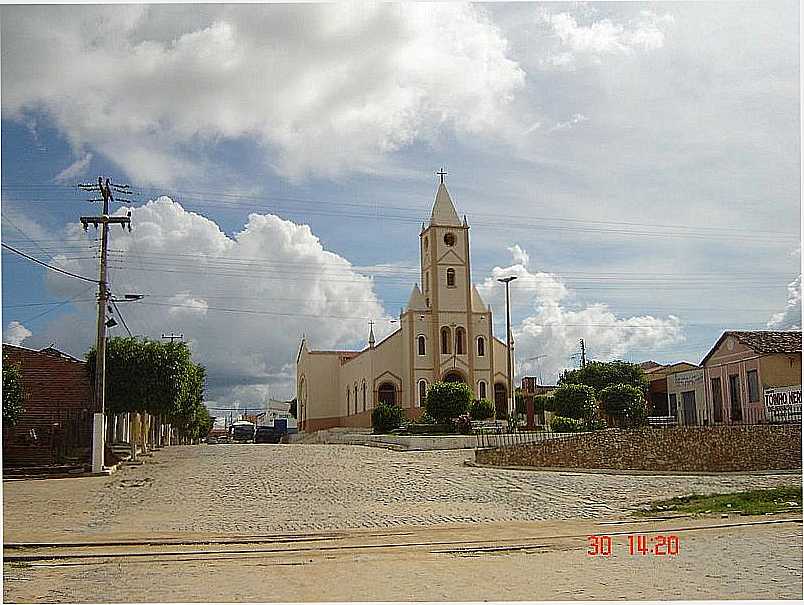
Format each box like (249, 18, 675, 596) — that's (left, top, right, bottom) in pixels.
(206, 436, 218, 445)
(254, 426, 282, 444)
(217, 434, 230, 444)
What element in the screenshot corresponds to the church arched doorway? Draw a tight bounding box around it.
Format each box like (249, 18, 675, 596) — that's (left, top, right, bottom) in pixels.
(377, 382, 396, 406)
(443, 371, 465, 384)
(494, 382, 507, 419)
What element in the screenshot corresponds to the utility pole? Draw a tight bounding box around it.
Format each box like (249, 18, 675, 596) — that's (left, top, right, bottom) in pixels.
(580, 338, 587, 368)
(497, 275, 517, 423)
(79, 177, 132, 473)
(162, 332, 184, 343)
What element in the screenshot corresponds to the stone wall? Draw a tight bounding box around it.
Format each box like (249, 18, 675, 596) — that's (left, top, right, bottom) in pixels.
(474, 425, 802, 472)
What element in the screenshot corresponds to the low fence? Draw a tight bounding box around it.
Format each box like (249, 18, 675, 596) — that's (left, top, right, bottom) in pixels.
(473, 425, 581, 449)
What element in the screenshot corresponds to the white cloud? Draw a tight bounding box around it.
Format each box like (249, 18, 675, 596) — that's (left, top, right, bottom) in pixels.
(43, 197, 392, 400)
(539, 9, 674, 68)
(477, 246, 684, 383)
(767, 275, 801, 330)
(507, 244, 530, 267)
(549, 113, 588, 132)
(4, 321, 32, 346)
(2, 4, 524, 184)
(54, 152, 93, 184)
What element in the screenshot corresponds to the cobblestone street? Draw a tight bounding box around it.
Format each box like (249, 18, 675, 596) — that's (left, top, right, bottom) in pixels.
(4, 444, 800, 540)
(4, 444, 802, 602)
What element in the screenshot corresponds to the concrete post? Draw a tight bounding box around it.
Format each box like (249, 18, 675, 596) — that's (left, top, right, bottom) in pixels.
(92, 413, 104, 472)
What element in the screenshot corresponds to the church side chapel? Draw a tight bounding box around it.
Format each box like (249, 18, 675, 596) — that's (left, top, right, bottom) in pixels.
(296, 176, 510, 431)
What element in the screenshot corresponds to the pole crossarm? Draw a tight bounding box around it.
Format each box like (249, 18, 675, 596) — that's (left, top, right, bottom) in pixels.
(80, 216, 131, 231)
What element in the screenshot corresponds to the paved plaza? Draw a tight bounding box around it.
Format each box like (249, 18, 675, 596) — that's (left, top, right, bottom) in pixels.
(3, 444, 800, 540)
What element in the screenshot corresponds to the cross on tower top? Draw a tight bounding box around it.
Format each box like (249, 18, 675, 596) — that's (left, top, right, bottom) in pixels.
(436, 168, 447, 184)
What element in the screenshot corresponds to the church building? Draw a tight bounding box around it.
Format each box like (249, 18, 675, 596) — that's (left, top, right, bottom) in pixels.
(296, 178, 510, 431)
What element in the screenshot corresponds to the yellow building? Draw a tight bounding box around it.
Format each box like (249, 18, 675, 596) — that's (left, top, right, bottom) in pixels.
(296, 179, 510, 431)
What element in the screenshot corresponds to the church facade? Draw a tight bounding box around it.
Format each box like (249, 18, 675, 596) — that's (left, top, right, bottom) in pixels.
(296, 180, 510, 431)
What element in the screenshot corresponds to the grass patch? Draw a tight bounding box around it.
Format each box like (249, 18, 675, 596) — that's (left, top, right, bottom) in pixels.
(639, 485, 802, 516)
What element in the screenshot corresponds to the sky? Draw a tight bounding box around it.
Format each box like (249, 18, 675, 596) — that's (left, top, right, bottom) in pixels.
(1, 2, 801, 413)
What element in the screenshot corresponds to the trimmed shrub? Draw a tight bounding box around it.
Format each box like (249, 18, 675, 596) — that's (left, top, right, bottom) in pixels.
(469, 398, 494, 421)
(584, 417, 608, 431)
(425, 381, 472, 423)
(371, 402, 404, 434)
(551, 384, 597, 420)
(550, 415, 585, 433)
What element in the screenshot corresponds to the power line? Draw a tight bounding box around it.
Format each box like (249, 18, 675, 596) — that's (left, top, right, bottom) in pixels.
(1, 183, 798, 244)
(1, 242, 98, 283)
(110, 299, 133, 337)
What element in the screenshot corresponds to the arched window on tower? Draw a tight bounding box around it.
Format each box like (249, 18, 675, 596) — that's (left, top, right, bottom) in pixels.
(418, 379, 427, 407)
(417, 335, 426, 356)
(446, 268, 456, 288)
(455, 327, 465, 355)
(478, 380, 487, 400)
(425, 271, 429, 293)
(441, 326, 452, 354)
(362, 380, 367, 411)
(477, 336, 486, 357)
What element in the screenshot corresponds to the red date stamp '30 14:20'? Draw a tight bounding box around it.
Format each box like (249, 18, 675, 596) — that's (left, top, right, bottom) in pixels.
(587, 534, 680, 557)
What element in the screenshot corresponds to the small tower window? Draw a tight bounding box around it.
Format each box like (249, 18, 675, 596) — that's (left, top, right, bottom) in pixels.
(478, 380, 487, 400)
(441, 326, 452, 354)
(424, 237, 429, 251)
(455, 327, 465, 355)
(446, 268, 456, 288)
(444, 232, 456, 246)
(362, 381, 367, 411)
(477, 336, 485, 357)
(417, 335, 426, 356)
(425, 271, 429, 293)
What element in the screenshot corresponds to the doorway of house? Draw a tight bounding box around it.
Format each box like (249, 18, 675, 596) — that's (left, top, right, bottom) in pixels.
(494, 383, 507, 419)
(681, 390, 697, 425)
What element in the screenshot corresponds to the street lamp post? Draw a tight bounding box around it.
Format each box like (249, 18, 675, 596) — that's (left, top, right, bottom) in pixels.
(497, 276, 517, 425)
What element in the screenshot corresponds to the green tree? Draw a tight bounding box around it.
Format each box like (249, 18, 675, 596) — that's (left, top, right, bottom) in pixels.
(559, 360, 648, 394)
(551, 383, 597, 420)
(534, 394, 554, 412)
(600, 383, 643, 417)
(3, 363, 25, 427)
(514, 387, 525, 415)
(425, 381, 473, 423)
(469, 398, 494, 421)
(86, 337, 207, 442)
(289, 398, 297, 418)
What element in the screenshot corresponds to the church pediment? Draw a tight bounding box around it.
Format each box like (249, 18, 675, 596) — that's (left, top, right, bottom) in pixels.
(437, 249, 464, 264)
